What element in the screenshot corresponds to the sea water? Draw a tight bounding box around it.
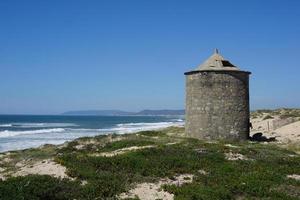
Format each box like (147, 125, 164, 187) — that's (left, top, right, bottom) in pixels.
(0, 115, 184, 152)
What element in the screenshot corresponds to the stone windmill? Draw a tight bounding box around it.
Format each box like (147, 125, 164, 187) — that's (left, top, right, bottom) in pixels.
(184, 49, 251, 140)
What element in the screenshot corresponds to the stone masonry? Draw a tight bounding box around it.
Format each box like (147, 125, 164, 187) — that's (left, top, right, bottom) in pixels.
(185, 49, 251, 140)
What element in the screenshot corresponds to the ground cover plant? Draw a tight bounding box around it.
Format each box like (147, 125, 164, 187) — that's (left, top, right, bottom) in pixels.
(0, 127, 299, 200)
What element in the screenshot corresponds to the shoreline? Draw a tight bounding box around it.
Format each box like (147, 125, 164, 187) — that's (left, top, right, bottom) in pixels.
(0, 126, 186, 181)
(0, 116, 184, 153)
(0, 123, 184, 154)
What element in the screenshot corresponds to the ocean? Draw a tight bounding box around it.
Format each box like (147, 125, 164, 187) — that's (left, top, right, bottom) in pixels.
(0, 115, 184, 152)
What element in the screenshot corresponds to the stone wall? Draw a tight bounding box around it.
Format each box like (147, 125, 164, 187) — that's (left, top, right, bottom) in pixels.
(185, 71, 250, 140)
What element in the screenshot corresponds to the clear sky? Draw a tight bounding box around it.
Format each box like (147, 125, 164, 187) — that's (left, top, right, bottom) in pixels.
(0, 0, 299, 114)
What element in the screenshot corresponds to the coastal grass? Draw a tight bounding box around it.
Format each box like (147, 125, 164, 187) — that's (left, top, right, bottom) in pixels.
(250, 108, 300, 121)
(0, 144, 57, 172)
(263, 115, 274, 120)
(0, 175, 82, 200)
(0, 127, 300, 200)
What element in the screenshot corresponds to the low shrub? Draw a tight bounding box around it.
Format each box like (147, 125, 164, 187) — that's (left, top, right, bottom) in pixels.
(138, 130, 166, 137)
(1, 128, 299, 199)
(0, 175, 82, 200)
(263, 115, 274, 120)
(100, 139, 156, 152)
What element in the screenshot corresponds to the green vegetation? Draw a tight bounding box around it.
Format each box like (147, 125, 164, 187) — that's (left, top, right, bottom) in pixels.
(280, 113, 300, 119)
(256, 109, 273, 113)
(99, 139, 156, 152)
(251, 108, 300, 122)
(0, 175, 82, 200)
(0, 127, 300, 200)
(0, 144, 57, 172)
(263, 115, 274, 120)
(138, 130, 167, 137)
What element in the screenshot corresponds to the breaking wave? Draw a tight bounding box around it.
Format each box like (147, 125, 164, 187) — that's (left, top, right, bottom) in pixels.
(0, 119, 185, 152)
(0, 124, 13, 127)
(0, 128, 65, 138)
(103, 121, 184, 134)
(0, 123, 77, 128)
(0, 121, 184, 138)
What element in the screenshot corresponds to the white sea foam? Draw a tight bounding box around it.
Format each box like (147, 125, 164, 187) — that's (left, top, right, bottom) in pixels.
(0, 124, 13, 127)
(0, 121, 183, 139)
(0, 128, 65, 138)
(0, 123, 77, 128)
(104, 121, 184, 134)
(0, 139, 68, 152)
(0, 120, 184, 152)
(116, 122, 174, 127)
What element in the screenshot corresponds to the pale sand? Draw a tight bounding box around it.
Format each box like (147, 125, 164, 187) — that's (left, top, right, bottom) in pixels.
(273, 121, 300, 143)
(0, 167, 5, 180)
(14, 159, 69, 179)
(225, 152, 250, 161)
(0, 167, 4, 173)
(74, 135, 124, 150)
(119, 174, 194, 200)
(250, 115, 279, 132)
(251, 115, 300, 143)
(224, 144, 240, 148)
(287, 174, 300, 181)
(0, 157, 12, 164)
(91, 145, 155, 157)
(166, 142, 178, 145)
(198, 169, 208, 175)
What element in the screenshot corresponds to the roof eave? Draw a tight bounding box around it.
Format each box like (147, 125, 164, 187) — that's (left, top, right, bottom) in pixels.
(184, 70, 252, 75)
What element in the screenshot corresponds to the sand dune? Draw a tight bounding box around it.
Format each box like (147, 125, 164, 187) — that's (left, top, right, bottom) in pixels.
(250, 109, 300, 144)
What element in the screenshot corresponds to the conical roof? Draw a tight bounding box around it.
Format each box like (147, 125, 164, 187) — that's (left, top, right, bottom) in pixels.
(195, 49, 240, 71)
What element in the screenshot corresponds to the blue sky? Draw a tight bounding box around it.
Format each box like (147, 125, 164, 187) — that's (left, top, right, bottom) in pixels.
(0, 0, 299, 114)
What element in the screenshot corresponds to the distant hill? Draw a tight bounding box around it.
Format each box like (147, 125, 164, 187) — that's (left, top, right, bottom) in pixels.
(62, 109, 185, 116)
(62, 110, 134, 116)
(135, 109, 185, 116)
